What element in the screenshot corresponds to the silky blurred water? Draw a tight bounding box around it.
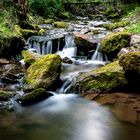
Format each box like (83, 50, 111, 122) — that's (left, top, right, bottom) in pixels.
(0, 94, 140, 140)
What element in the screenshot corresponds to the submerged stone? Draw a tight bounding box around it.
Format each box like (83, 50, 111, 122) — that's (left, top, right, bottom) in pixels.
(17, 88, 53, 106)
(62, 57, 73, 64)
(76, 61, 127, 93)
(100, 32, 131, 60)
(94, 92, 140, 123)
(25, 54, 62, 90)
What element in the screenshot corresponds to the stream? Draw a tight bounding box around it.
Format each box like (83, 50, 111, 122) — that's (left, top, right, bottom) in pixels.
(0, 19, 140, 140)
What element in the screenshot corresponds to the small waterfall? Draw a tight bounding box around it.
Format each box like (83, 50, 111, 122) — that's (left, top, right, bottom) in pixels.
(36, 42, 41, 54)
(61, 34, 77, 58)
(91, 38, 107, 62)
(42, 40, 53, 55)
(42, 42, 46, 55)
(47, 40, 53, 54)
(57, 80, 71, 93)
(31, 41, 41, 54)
(57, 39, 60, 52)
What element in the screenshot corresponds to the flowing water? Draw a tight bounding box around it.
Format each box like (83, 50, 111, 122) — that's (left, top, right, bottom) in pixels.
(0, 20, 140, 140)
(0, 60, 140, 140)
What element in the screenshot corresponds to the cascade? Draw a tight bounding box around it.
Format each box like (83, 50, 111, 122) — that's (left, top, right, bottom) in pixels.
(91, 38, 108, 62)
(42, 40, 53, 55)
(59, 34, 77, 58)
(57, 38, 60, 52)
(47, 40, 53, 54)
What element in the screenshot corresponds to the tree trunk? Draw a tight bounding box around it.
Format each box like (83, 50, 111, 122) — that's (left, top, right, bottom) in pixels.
(14, 0, 28, 21)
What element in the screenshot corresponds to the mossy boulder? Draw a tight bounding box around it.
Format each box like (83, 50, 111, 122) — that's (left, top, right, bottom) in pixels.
(76, 61, 128, 93)
(119, 52, 140, 74)
(43, 19, 54, 24)
(102, 21, 129, 30)
(22, 50, 41, 66)
(14, 25, 45, 39)
(0, 25, 25, 59)
(100, 32, 131, 60)
(17, 88, 53, 106)
(25, 54, 62, 90)
(53, 22, 68, 28)
(0, 90, 14, 101)
(20, 29, 38, 39)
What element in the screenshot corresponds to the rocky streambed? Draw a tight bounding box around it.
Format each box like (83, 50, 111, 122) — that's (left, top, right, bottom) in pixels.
(0, 18, 140, 140)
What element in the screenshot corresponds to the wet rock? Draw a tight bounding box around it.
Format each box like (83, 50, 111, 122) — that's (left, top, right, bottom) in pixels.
(119, 51, 140, 74)
(76, 61, 127, 93)
(1, 64, 23, 84)
(25, 54, 62, 90)
(62, 57, 73, 64)
(0, 59, 10, 65)
(100, 32, 131, 60)
(17, 88, 53, 106)
(74, 32, 97, 56)
(94, 92, 140, 123)
(118, 47, 140, 57)
(130, 35, 140, 48)
(113, 27, 125, 32)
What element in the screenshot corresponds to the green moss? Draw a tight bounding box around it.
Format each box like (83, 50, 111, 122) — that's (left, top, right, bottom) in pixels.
(25, 54, 62, 89)
(100, 32, 131, 60)
(0, 23, 13, 37)
(119, 51, 140, 74)
(92, 29, 100, 35)
(43, 19, 54, 24)
(76, 61, 127, 93)
(18, 88, 53, 105)
(102, 21, 129, 30)
(53, 21, 68, 28)
(127, 19, 140, 34)
(22, 50, 41, 65)
(38, 28, 46, 35)
(32, 24, 41, 30)
(28, 15, 34, 23)
(14, 25, 23, 37)
(0, 90, 13, 101)
(20, 29, 38, 38)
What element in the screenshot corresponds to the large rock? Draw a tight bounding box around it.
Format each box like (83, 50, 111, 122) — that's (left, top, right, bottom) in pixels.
(100, 32, 131, 60)
(17, 88, 53, 106)
(119, 51, 140, 74)
(76, 61, 127, 93)
(25, 54, 62, 90)
(74, 32, 97, 56)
